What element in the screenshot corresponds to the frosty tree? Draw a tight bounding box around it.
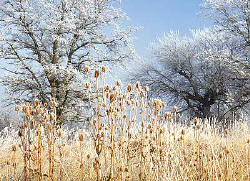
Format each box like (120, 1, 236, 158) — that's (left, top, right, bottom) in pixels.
(0, 0, 136, 124)
(132, 29, 249, 119)
(202, 0, 249, 77)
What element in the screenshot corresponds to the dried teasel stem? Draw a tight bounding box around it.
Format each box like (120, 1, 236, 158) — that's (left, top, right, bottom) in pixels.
(79, 133, 84, 181)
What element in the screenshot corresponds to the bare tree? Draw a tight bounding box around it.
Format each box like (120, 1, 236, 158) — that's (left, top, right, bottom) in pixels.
(0, 0, 136, 124)
(132, 29, 249, 119)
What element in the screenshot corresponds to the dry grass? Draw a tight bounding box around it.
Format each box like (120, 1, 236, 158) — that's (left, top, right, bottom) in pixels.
(0, 66, 249, 181)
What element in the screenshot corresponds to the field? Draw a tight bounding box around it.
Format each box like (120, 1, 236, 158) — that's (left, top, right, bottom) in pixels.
(0, 68, 249, 181)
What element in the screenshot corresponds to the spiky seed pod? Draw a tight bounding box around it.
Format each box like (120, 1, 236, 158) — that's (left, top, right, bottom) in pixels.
(127, 100, 131, 106)
(181, 129, 185, 135)
(116, 80, 121, 87)
(85, 82, 90, 89)
(50, 113, 55, 121)
(79, 134, 84, 141)
(127, 84, 132, 93)
(224, 147, 229, 155)
(140, 91, 144, 98)
(135, 81, 140, 90)
(177, 113, 181, 118)
(22, 105, 28, 113)
(225, 129, 229, 136)
(52, 101, 57, 107)
(15, 105, 20, 112)
(58, 130, 62, 137)
(94, 69, 99, 78)
(110, 93, 116, 103)
(34, 99, 39, 107)
(194, 117, 199, 125)
(104, 85, 109, 92)
(87, 154, 90, 159)
(101, 66, 106, 73)
(196, 124, 201, 129)
(84, 65, 89, 73)
(173, 106, 178, 112)
(12, 145, 17, 152)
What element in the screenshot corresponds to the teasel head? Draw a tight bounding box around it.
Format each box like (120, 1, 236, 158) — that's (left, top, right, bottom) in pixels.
(224, 129, 229, 136)
(224, 146, 229, 155)
(36, 105, 41, 115)
(181, 129, 185, 135)
(127, 100, 131, 106)
(22, 105, 28, 114)
(194, 117, 199, 125)
(34, 99, 39, 107)
(15, 105, 20, 112)
(104, 85, 109, 92)
(50, 113, 55, 121)
(87, 154, 90, 160)
(94, 69, 99, 78)
(144, 86, 149, 92)
(135, 81, 141, 90)
(83, 65, 89, 73)
(12, 145, 17, 152)
(51, 98, 57, 107)
(173, 106, 178, 112)
(127, 83, 132, 93)
(140, 91, 144, 98)
(116, 80, 121, 87)
(177, 113, 181, 119)
(85, 82, 91, 89)
(58, 129, 62, 137)
(101, 66, 106, 73)
(79, 133, 84, 142)
(110, 93, 116, 103)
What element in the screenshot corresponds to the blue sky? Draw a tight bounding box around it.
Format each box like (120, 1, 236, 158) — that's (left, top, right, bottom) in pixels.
(121, 0, 211, 58)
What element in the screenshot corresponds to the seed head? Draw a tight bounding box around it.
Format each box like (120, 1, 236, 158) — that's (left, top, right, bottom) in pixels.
(181, 129, 185, 135)
(84, 65, 89, 73)
(110, 93, 116, 103)
(85, 82, 91, 89)
(94, 69, 99, 78)
(79, 133, 84, 141)
(194, 117, 199, 125)
(101, 66, 106, 73)
(15, 105, 20, 112)
(116, 80, 121, 87)
(58, 130, 62, 137)
(135, 81, 140, 90)
(87, 154, 90, 159)
(173, 106, 178, 112)
(224, 129, 229, 136)
(127, 84, 132, 93)
(177, 113, 181, 118)
(12, 145, 17, 152)
(34, 99, 39, 107)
